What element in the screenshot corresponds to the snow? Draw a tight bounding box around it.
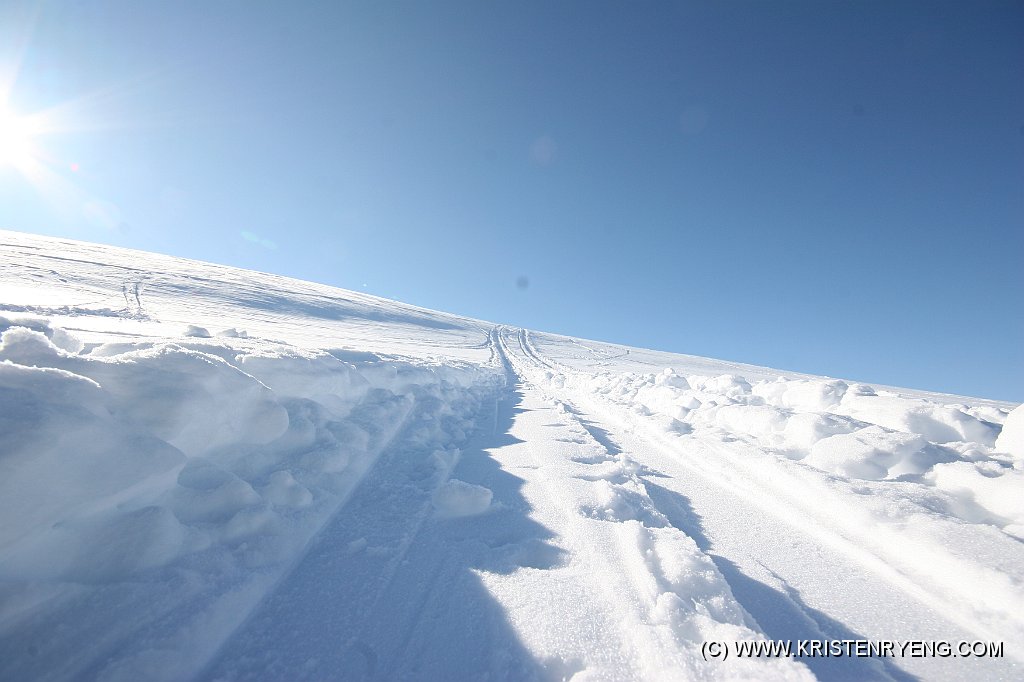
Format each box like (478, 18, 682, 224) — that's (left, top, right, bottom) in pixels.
(0, 230, 1021, 681)
(433, 478, 493, 518)
(994, 403, 1024, 461)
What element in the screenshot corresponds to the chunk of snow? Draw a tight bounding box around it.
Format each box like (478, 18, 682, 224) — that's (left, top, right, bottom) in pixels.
(433, 479, 493, 518)
(994, 403, 1024, 462)
(805, 426, 949, 480)
(654, 368, 690, 389)
(0, 325, 66, 364)
(689, 373, 752, 397)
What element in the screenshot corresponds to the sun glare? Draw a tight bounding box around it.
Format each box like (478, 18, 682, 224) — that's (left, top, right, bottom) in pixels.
(0, 14, 132, 220)
(0, 105, 40, 169)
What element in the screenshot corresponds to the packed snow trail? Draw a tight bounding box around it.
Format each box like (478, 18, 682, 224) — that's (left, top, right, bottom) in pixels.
(200, 363, 551, 679)
(202, 332, 808, 680)
(496, 326, 1022, 681)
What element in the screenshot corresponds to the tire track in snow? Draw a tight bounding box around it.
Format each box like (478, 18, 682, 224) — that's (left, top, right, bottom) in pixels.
(491, 327, 812, 680)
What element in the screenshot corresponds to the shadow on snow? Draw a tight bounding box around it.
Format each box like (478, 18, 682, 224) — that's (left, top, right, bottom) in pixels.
(643, 480, 920, 682)
(202, 384, 561, 681)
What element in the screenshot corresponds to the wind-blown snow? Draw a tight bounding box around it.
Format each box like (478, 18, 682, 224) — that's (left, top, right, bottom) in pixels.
(0, 230, 1020, 681)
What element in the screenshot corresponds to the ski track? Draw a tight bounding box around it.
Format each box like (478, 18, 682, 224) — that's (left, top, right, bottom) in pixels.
(203, 330, 794, 680)
(201, 326, 1018, 681)
(497, 327, 1020, 682)
(201, 332, 550, 681)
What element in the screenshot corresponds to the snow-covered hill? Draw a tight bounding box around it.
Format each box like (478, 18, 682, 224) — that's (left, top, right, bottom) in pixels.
(1, 230, 1021, 681)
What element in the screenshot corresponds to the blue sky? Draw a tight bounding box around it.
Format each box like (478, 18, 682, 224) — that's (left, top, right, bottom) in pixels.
(1, 1, 1021, 401)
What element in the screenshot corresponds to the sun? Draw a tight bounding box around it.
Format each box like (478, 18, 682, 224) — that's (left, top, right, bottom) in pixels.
(0, 105, 41, 169)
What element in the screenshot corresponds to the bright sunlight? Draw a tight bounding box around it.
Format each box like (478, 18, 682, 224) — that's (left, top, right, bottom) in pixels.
(0, 104, 40, 170)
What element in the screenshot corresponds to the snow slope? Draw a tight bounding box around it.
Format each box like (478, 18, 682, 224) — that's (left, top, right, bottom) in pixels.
(0, 230, 1021, 681)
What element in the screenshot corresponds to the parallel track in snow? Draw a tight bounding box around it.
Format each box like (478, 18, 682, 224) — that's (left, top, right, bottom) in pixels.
(500, 326, 1022, 682)
(207, 328, 816, 680)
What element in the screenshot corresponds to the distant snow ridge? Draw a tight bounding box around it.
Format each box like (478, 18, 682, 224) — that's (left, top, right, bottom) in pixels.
(0, 314, 502, 681)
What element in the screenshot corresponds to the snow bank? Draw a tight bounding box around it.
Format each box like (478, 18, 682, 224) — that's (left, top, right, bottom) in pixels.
(838, 390, 999, 445)
(529, 363, 1018, 540)
(0, 317, 503, 681)
(237, 350, 371, 417)
(0, 324, 291, 457)
(0, 359, 185, 556)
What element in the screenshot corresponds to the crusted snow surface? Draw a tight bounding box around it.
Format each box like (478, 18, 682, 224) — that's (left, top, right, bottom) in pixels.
(1, 231, 1021, 681)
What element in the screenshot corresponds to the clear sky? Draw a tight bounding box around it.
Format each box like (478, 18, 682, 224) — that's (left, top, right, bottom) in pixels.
(1, 1, 1021, 401)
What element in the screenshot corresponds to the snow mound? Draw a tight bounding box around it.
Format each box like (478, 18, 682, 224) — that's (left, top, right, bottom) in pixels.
(805, 426, 943, 480)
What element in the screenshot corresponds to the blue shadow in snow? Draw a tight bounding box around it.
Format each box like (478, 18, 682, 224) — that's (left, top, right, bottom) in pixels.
(643, 480, 920, 682)
(201, 383, 562, 681)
